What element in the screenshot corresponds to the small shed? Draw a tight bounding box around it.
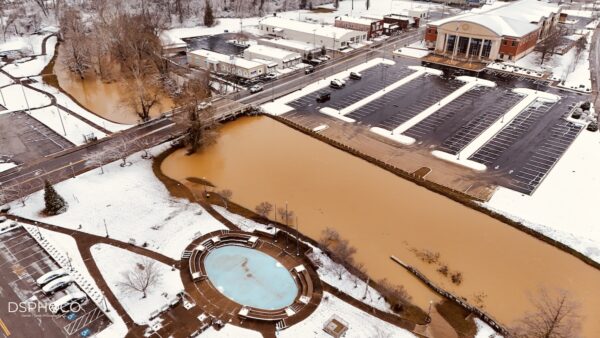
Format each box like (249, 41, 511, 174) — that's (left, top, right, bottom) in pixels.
(323, 315, 349, 338)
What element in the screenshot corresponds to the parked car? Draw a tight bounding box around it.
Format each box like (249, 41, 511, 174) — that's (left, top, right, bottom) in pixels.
(36, 269, 68, 287)
(250, 84, 264, 94)
(316, 92, 331, 103)
(264, 73, 278, 80)
(0, 204, 10, 213)
(0, 221, 19, 234)
(49, 291, 88, 314)
(42, 275, 74, 295)
(198, 101, 212, 110)
(307, 59, 322, 67)
(0, 216, 6, 223)
(318, 56, 329, 62)
(350, 71, 362, 80)
(304, 66, 315, 74)
(330, 79, 344, 89)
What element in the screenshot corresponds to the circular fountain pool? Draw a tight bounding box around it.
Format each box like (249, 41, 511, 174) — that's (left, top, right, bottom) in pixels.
(204, 246, 298, 310)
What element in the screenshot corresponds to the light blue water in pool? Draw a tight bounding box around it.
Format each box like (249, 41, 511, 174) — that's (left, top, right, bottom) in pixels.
(204, 246, 298, 310)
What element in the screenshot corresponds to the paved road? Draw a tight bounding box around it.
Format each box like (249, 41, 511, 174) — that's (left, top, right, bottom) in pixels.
(0, 28, 424, 205)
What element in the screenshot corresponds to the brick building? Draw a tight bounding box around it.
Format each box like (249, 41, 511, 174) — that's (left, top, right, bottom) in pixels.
(424, 0, 563, 62)
(334, 16, 384, 40)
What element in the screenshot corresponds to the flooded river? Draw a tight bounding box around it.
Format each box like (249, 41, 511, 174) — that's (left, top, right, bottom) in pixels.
(45, 44, 174, 125)
(161, 116, 600, 337)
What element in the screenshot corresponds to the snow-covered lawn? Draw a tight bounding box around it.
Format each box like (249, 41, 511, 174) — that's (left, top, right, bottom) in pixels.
(214, 206, 393, 313)
(29, 106, 107, 145)
(91, 243, 184, 324)
(33, 227, 128, 338)
(0, 72, 13, 87)
(0, 32, 51, 55)
(28, 79, 133, 133)
(280, 292, 415, 338)
(475, 318, 504, 338)
(507, 32, 593, 92)
(9, 144, 228, 260)
(3, 36, 57, 78)
(0, 83, 52, 112)
(199, 325, 261, 338)
(485, 129, 600, 264)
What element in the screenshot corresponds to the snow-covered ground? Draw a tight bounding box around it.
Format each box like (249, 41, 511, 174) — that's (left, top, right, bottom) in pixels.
(507, 31, 593, 92)
(280, 292, 415, 338)
(3, 36, 57, 78)
(485, 129, 600, 264)
(91, 243, 184, 324)
(0, 84, 52, 112)
(0, 32, 52, 55)
(0, 162, 17, 173)
(394, 47, 431, 59)
(214, 206, 393, 313)
(199, 325, 262, 338)
(29, 106, 107, 145)
(475, 318, 504, 338)
(9, 144, 228, 260)
(33, 227, 128, 338)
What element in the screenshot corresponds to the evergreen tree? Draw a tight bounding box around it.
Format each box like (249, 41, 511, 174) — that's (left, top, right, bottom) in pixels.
(44, 180, 67, 215)
(204, 0, 214, 27)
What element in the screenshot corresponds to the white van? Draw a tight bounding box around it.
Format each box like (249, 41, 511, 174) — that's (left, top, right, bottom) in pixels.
(36, 269, 68, 287)
(0, 221, 20, 234)
(42, 275, 74, 295)
(49, 291, 87, 314)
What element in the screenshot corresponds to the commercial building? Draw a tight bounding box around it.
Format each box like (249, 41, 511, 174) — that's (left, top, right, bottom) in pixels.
(424, 0, 563, 62)
(187, 49, 266, 79)
(334, 16, 383, 39)
(243, 44, 302, 69)
(257, 38, 321, 58)
(258, 16, 367, 50)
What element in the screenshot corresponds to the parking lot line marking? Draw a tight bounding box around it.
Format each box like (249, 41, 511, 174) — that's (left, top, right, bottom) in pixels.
(0, 318, 11, 336)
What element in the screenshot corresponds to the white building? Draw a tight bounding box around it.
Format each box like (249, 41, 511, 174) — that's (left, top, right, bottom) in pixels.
(187, 49, 266, 79)
(258, 16, 367, 50)
(257, 38, 321, 58)
(243, 44, 302, 69)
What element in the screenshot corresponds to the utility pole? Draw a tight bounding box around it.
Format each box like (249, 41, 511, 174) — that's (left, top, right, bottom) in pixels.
(57, 107, 67, 136)
(295, 216, 300, 256)
(19, 79, 31, 114)
(103, 219, 109, 238)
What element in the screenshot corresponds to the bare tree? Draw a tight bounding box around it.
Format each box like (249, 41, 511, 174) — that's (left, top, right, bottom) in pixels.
(330, 239, 357, 279)
(84, 150, 113, 174)
(511, 288, 581, 338)
(378, 278, 412, 312)
(135, 137, 155, 159)
(277, 207, 295, 226)
(255, 201, 273, 218)
(537, 27, 565, 66)
(318, 227, 340, 247)
(60, 7, 92, 79)
(175, 72, 217, 154)
(350, 262, 366, 288)
(118, 258, 162, 299)
(217, 189, 232, 209)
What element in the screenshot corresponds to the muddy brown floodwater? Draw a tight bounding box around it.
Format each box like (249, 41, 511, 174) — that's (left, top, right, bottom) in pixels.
(46, 44, 174, 125)
(161, 116, 600, 337)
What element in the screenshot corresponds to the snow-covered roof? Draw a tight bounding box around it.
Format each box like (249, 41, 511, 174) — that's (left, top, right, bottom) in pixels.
(252, 59, 278, 67)
(189, 49, 263, 69)
(429, 0, 560, 37)
(259, 38, 320, 52)
(260, 17, 363, 40)
(335, 16, 376, 26)
(361, 14, 384, 21)
(244, 44, 301, 62)
(160, 31, 187, 48)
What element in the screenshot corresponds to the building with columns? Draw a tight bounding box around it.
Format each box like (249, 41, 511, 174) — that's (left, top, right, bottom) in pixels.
(424, 0, 563, 62)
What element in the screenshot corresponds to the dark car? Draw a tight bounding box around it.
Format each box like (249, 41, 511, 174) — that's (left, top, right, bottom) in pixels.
(316, 92, 331, 103)
(305, 66, 315, 74)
